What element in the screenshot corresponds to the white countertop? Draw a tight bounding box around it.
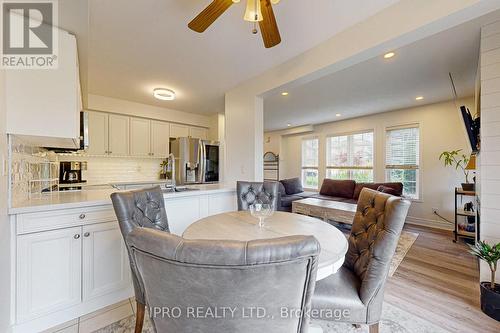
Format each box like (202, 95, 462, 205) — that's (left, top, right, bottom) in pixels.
(9, 183, 236, 215)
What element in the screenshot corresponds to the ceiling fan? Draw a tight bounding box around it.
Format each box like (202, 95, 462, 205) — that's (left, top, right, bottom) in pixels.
(188, 0, 282, 48)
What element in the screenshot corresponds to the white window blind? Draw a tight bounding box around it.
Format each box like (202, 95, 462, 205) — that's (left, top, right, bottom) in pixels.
(301, 138, 319, 189)
(385, 125, 420, 199)
(326, 131, 374, 182)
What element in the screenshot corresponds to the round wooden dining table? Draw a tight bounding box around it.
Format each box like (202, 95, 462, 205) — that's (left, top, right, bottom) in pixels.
(183, 211, 348, 281)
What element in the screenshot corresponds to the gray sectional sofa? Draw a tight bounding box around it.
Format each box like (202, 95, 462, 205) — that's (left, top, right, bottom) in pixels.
(274, 178, 404, 212)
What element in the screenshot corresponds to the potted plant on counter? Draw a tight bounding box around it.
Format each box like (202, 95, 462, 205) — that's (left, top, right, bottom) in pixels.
(439, 149, 474, 191)
(469, 241, 500, 321)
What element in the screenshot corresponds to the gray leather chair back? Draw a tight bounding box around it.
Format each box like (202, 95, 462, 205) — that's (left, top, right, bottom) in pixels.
(127, 228, 320, 333)
(345, 188, 410, 305)
(237, 181, 279, 211)
(110, 186, 170, 305)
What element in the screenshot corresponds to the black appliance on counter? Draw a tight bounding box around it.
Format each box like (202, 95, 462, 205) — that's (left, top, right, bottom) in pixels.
(59, 161, 87, 191)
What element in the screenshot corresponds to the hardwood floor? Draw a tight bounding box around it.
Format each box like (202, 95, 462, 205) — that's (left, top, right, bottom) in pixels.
(385, 225, 499, 332)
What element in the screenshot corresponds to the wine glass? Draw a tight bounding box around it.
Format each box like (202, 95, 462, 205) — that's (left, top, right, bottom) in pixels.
(250, 203, 274, 228)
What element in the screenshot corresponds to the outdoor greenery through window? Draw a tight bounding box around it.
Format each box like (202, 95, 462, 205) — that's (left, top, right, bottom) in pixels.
(301, 138, 319, 189)
(326, 131, 374, 182)
(385, 125, 420, 199)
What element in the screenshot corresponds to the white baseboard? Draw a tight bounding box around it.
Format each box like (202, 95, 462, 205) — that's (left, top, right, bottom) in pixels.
(406, 216, 454, 231)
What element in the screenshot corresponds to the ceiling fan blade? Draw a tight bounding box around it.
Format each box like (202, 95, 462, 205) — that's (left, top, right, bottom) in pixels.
(259, 0, 281, 48)
(188, 0, 234, 33)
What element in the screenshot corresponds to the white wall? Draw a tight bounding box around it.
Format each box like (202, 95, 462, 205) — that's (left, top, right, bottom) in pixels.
(480, 19, 500, 282)
(225, 0, 500, 185)
(266, 99, 474, 229)
(0, 69, 12, 331)
(88, 94, 212, 129)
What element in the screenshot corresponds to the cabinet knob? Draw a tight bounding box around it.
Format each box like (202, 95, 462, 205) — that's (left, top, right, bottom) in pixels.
(108, 151, 112, 154)
(74, 234, 80, 239)
(84, 232, 90, 237)
(79, 214, 86, 219)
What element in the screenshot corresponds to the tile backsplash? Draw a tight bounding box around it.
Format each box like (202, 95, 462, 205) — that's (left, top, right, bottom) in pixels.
(57, 155, 163, 185)
(10, 136, 56, 206)
(10, 135, 165, 206)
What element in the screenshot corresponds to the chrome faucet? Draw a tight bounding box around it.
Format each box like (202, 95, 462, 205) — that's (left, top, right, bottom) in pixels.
(167, 153, 176, 188)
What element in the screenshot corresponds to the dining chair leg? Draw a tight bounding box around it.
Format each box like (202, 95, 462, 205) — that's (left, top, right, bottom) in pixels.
(369, 322, 379, 333)
(135, 301, 145, 333)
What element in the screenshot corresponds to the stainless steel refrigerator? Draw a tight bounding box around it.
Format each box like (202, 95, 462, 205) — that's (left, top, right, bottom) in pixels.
(170, 138, 220, 185)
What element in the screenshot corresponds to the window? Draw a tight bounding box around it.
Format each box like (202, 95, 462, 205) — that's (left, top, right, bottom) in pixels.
(301, 138, 319, 189)
(326, 131, 374, 182)
(385, 125, 420, 199)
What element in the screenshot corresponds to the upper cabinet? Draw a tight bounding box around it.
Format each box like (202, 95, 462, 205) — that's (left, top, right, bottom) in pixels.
(151, 121, 170, 157)
(170, 124, 208, 140)
(87, 112, 129, 156)
(170, 124, 189, 138)
(130, 118, 151, 157)
(5, 30, 81, 148)
(108, 115, 129, 156)
(130, 118, 170, 158)
(87, 112, 108, 155)
(189, 127, 208, 140)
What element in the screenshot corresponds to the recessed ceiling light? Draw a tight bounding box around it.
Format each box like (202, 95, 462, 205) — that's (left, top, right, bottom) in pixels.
(281, 92, 289, 96)
(336, 113, 342, 117)
(153, 88, 176, 101)
(287, 123, 291, 127)
(415, 96, 424, 101)
(384, 52, 395, 59)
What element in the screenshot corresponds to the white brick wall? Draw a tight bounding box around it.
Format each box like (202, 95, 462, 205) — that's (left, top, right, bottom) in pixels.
(480, 19, 500, 282)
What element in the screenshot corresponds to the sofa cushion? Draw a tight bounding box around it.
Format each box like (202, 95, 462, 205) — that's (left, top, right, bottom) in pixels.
(280, 195, 303, 208)
(377, 185, 400, 196)
(280, 178, 304, 195)
(277, 182, 287, 197)
(353, 182, 403, 200)
(319, 179, 356, 199)
(295, 191, 317, 199)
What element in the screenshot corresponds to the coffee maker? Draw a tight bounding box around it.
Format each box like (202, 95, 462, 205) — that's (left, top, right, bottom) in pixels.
(59, 161, 87, 190)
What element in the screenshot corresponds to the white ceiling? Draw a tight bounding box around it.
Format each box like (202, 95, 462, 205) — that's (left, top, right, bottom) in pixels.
(263, 17, 483, 131)
(83, 0, 400, 114)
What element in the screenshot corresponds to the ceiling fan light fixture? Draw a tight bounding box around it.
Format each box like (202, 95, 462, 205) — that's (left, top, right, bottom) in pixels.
(153, 88, 176, 101)
(244, 0, 263, 22)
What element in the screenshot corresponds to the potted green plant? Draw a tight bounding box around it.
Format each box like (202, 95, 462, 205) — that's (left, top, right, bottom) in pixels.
(469, 241, 500, 321)
(439, 150, 473, 191)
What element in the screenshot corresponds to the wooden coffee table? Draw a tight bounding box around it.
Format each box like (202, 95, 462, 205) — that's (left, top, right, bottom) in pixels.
(292, 198, 357, 225)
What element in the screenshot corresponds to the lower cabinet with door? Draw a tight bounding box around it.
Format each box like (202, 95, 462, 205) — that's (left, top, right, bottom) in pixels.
(12, 205, 133, 333)
(10, 189, 237, 333)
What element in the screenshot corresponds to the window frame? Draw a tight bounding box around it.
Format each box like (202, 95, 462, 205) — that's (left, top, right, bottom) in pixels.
(325, 129, 375, 183)
(301, 137, 320, 190)
(384, 123, 422, 201)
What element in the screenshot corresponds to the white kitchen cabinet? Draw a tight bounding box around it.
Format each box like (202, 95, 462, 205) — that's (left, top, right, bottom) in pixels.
(164, 196, 204, 235)
(130, 118, 151, 157)
(87, 111, 109, 155)
(208, 193, 238, 215)
(6, 30, 81, 148)
(170, 124, 189, 138)
(17, 227, 82, 323)
(82, 222, 130, 301)
(189, 127, 208, 140)
(151, 120, 170, 157)
(108, 114, 129, 156)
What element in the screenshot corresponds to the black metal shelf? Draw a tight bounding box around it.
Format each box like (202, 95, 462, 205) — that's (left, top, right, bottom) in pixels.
(454, 187, 477, 243)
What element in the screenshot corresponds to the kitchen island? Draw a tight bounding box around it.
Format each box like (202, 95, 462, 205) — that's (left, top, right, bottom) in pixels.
(8, 183, 237, 333)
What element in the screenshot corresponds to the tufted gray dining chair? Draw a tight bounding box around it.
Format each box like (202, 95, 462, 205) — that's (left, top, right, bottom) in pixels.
(127, 227, 320, 333)
(312, 188, 411, 333)
(110, 186, 170, 333)
(237, 181, 279, 211)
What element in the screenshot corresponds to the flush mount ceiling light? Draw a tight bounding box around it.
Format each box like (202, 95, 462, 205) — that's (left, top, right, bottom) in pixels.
(281, 92, 289, 96)
(188, 0, 282, 48)
(153, 88, 176, 101)
(415, 96, 424, 101)
(384, 52, 395, 59)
